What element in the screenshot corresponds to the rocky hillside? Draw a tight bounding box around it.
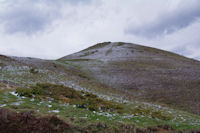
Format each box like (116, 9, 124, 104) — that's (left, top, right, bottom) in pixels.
(60, 42, 200, 115)
(0, 42, 200, 132)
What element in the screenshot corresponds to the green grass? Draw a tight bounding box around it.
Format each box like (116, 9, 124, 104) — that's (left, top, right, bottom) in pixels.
(15, 83, 126, 113)
(1, 51, 200, 132)
(1, 85, 200, 131)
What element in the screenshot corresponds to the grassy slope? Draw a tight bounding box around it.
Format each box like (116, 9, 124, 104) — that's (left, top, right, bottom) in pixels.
(59, 42, 200, 115)
(0, 42, 200, 132)
(0, 84, 200, 132)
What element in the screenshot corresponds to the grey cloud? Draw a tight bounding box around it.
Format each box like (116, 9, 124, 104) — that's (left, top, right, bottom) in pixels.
(0, 2, 60, 35)
(0, 0, 93, 35)
(34, 0, 92, 4)
(125, 1, 200, 38)
(1, 8, 58, 35)
(47, 0, 92, 5)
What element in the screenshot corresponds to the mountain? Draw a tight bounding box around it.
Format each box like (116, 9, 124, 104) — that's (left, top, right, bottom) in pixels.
(0, 42, 200, 132)
(60, 42, 200, 115)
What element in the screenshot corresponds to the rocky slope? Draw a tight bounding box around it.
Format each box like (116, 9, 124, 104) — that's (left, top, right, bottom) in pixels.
(0, 42, 200, 132)
(60, 42, 200, 115)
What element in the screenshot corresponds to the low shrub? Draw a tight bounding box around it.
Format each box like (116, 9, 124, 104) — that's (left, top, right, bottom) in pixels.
(16, 83, 83, 100)
(151, 111, 173, 120)
(16, 87, 33, 97)
(16, 83, 126, 113)
(132, 106, 173, 120)
(29, 68, 38, 74)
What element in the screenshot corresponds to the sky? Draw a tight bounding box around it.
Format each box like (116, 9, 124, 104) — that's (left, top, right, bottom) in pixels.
(0, 0, 200, 60)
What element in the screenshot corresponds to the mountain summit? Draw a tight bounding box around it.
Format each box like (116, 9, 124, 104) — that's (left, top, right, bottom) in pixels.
(61, 42, 200, 115)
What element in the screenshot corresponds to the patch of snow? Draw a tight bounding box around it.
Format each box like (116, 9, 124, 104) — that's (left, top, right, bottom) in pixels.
(30, 98, 34, 102)
(80, 117, 87, 119)
(121, 114, 134, 119)
(0, 104, 7, 107)
(10, 101, 24, 106)
(52, 110, 60, 113)
(168, 111, 172, 114)
(95, 112, 113, 117)
(9, 91, 18, 97)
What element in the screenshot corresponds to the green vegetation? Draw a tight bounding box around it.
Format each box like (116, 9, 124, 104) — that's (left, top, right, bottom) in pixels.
(16, 83, 124, 112)
(0, 86, 200, 131)
(1, 42, 200, 132)
(29, 68, 39, 74)
(15, 83, 174, 121)
(16, 83, 82, 100)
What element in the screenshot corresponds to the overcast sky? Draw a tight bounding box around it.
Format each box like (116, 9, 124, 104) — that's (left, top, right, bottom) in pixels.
(0, 0, 200, 60)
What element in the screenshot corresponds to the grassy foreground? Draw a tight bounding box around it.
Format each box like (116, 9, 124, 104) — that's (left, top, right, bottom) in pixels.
(0, 83, 200, 132)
